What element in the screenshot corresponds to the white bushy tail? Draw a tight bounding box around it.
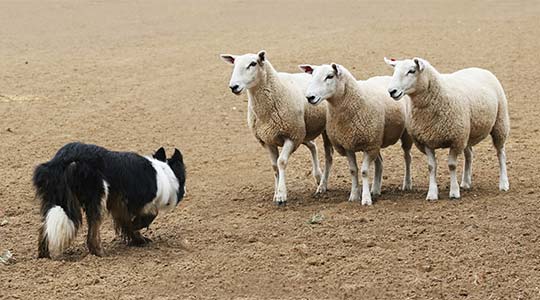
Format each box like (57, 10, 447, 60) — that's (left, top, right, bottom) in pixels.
(43, 206, 77, 257)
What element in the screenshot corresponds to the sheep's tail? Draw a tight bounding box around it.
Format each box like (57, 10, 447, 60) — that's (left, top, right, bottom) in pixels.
(491, 80, 510, 149)
(499, 91, 510, 137)
(34, 162, 82, 258)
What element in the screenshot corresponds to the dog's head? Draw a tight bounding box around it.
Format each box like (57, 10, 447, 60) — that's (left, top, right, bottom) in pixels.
(153, 147, 186, 205)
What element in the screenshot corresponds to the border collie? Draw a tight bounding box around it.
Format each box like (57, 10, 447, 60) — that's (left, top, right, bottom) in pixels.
(33, 142, 186, 259)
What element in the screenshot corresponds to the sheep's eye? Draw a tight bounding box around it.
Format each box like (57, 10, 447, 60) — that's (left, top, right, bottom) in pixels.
(325, 74, 334, 80)
(407, 69, 416, 75)
(247, 61, 257, 69)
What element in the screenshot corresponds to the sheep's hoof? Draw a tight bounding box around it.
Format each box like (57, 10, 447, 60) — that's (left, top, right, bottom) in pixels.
(449, 189, 461, 199)
(499, 182, 509, 191)
(348, 193, 360, 202)
(460, 182, 471, 190)
(426, 194, 438, 201)
(361, 196, 372, 206)
(313, 170, 322, 184)
(402, 183, 413, 191)
(273, 194, 287, 206)
(370, 190, 381, 198)
(315, 185, 327, 194)
(274, 201, 287, 207)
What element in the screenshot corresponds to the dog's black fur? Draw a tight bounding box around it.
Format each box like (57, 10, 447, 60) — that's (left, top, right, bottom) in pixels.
(33, 142, 186, 258)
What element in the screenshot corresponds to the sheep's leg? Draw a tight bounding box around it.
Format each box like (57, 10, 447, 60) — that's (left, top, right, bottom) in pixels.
(448, 148, 461, 199)
(401, 132, 413, 191)
(266, 145, 279, 199)
(346, 151, 360, 202)
(303, 141, 323, 185)
(371, 153, 383, 197)
(317, 131, 333, 194)
(496, 146, 509, 191)
(275, 139, 295, 205)
(360, 152, 374, 205)
(490, 101, 509, 191)
(461, 146, 473, 189)
(425, 147, 438, 201)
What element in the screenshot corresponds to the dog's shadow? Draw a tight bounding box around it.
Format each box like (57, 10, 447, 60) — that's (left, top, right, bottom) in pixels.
(60, 231, 192, 262)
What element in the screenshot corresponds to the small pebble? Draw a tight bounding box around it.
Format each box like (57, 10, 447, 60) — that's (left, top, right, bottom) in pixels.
(366, 241, 376, 248)
(306, 256, 323, 266)
(421, 264, 433, 272)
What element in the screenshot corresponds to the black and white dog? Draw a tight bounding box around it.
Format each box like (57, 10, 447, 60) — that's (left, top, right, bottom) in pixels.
(33, 142, 186, 258)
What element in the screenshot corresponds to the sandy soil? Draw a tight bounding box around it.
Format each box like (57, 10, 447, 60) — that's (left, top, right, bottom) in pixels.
(1, 0, 540, 299)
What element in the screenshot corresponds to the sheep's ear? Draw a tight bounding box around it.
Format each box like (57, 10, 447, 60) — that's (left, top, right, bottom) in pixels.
(220, 54, 236, 65)
(384, 57, 397, 67)
(153, 147, 166, 162)
(331, 63, 341, 76)
(413, 57, 425, 72)
(298, 64, 314, 74)
(257, 50, 266, 64)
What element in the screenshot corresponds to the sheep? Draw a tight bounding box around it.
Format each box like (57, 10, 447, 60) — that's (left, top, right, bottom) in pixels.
(220, 50, 333, 205)
(299, 63, 413, 205)
(384, 57, 510, 200)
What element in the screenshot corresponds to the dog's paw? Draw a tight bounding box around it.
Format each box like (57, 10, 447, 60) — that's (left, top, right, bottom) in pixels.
(128, 236, 152, 247)
(89, 248, 105, 257)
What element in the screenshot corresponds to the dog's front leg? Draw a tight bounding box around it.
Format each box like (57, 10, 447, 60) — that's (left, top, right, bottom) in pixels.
(132, 213, 157, 231)
(127, 230, 152, 246)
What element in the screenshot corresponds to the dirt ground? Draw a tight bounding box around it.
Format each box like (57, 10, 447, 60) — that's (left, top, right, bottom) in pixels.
(1, 0, 539, 299)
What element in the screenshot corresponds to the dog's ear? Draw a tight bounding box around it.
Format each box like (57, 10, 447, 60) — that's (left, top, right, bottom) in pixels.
(171, 148, 183, 163)
(153, 147, 166, 162)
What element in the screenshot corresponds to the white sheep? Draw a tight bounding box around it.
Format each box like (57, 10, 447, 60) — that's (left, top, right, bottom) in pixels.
(220, 50, 333, 205)
(384, 57, 510, 200)
(299, 63, 413, 205)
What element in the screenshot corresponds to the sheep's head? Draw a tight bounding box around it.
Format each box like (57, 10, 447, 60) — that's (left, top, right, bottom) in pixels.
(220, 50, 267, 95)
(300, 63, 344, 105)
(385, 57, 427, 100)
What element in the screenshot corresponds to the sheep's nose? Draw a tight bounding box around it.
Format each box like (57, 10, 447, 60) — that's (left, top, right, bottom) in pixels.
(389, 88, 398, 97)
(230, 85, 239, 92)
(306, 96, 315, 102)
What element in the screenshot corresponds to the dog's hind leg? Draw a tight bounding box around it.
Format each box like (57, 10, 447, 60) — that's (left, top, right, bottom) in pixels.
(38, 224, 50, 258)
(83, 180, 108, 257)
(86, 218, 104, 256)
